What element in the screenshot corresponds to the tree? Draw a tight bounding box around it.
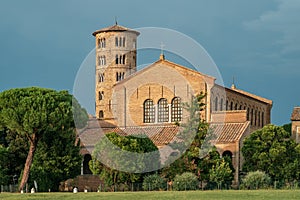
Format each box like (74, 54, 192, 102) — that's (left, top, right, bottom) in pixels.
(242, 124, 298, 182)
(28, 128, 82, 191)
(0, 87, 88, 191)
(0, 145, 10, 185)
(161, 93, 209, 180)
(90, 132, 159, 189)
(209, 158, 233, 189)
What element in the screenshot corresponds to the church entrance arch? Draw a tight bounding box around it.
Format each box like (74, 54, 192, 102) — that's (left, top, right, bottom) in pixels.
(83, 154, 92, 174)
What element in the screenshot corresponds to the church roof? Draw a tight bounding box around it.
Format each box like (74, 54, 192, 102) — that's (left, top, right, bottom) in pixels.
(210, 121, 250, 144)
(291, 107, 300, 121)
(78, 117, 250, 154)
(214, 84, 273, 105)
(92, 24, 140, 36)
(110, 125, 181, 147)
(114, 58, 216, 87)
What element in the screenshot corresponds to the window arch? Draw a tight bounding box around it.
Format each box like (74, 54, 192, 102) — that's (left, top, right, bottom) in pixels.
(220, 98, 224, 111)
(144, 99, 155, 123)
(98, 91, 104, 100)
(171, 97, 182, 122)
(99, 110, 104, 119)
(115, 54, 119, 64)
(214, 97, 218, 111)
(158, 98, 169, 123)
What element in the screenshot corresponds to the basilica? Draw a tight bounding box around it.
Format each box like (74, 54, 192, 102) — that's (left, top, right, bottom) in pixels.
(79, 24, 273, 186)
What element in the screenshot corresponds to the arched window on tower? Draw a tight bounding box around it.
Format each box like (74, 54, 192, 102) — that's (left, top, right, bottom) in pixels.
(99, 110, 104, 119)
(103, 38, 106, 48)
(119, 55, 123, 64)
(115, 54, 119, 64)
(144, 99, 155, 123)
(97, 38, 101, 49)
(123, 54, 126, 64)
(115, 37, 118, 47)
(123, 37, 126, 47)
(98, 91, 104, 100)
(158, 98, 169, 123)
(171, 97, 182, 122)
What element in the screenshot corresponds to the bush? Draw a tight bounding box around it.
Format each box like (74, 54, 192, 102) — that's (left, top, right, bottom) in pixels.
(142, 174, 166, 191)
(173, 172, 199, 191)
(241, 171, 271, 189)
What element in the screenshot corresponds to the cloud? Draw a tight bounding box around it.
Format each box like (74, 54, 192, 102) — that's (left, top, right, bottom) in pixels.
(244, 0, 300, 55)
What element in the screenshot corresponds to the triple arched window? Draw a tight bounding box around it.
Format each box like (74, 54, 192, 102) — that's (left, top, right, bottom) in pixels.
(143, 97, 182, 123)
(115, 54, 126, 64)
(98, 55, 106, 66)
(98, 38, 106, 48)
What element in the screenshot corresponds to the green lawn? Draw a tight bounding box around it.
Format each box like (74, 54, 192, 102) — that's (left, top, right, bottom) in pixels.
(1, 190, 300, 200)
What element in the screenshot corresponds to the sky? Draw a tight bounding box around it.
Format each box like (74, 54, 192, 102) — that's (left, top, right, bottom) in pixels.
(0, 0, 299, 126)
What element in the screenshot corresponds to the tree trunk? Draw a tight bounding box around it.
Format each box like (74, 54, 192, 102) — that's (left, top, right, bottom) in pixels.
(18, 134, 38, 191)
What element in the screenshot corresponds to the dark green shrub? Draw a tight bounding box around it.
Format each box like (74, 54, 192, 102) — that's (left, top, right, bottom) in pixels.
(142, 174, 166, 191)
(173, 172, 199, 191)
(241, 171, 271, 189)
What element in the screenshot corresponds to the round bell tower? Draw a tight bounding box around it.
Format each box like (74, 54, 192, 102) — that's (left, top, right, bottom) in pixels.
(92, 23, 140, 120)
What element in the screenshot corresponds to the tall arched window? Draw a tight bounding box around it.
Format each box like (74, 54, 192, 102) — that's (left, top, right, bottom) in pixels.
(144, 99, 155, 123)
(220, 98, 223, 111)
(214, 97, 218, 111)
(158, 98, 169, 123)
(226, 100, 229, 110)
(115, 37, 118, 47)
(171, 97, 182, 122)
(115, 54, 119, 64)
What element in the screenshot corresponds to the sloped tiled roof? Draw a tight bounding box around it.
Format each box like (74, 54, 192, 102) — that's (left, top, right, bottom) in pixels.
(78, 117, 250, 153)
(110, 125, 182, 146)
(92, 24, 140, 36)
(210, 121, 250, 144)
(291, 107, 300, 121)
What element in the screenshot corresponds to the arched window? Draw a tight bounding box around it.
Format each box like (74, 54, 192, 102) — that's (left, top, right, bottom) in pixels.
(99, 110, 104, 119)
(214, 97, 218, 111)
(123, 37, 126, 47)
(98, 91, 102, 100)
(171, 97, 182, 122)
(235, 103, 238, 110)
(220, 98, 223, 111)
(262, 112, 264, 127)
(103, 56, 106, 65)
(230, 102, 233, 110)
(119, 55, 123, 64)
(115, 37, 118, 47)
(123, 54, 126, 64)
(158, 98, 169, 123)
(144, 99, 155, 123)
(115, 54, 119, 64)
(103, 38, 106, 48)
(226, 100, 229, 110)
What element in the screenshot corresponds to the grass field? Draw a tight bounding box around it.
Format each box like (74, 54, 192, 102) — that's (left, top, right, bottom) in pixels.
(1, 190, 300, 200)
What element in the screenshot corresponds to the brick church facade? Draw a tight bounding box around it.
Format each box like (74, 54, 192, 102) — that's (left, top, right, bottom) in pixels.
(78, 24, 273, 186)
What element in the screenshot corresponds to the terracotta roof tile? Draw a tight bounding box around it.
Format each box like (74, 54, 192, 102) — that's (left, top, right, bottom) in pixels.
(291, 107, 300, 121)
(210, 121, 250, 143)
(92, 24, 140, 36)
